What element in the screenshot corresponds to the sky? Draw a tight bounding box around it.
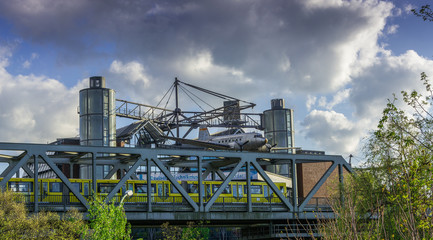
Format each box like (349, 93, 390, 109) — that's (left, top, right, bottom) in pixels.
(0, 0, 432, 166)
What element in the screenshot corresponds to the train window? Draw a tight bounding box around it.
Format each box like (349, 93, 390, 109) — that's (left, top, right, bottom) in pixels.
(50, 182, 63, 193)
(9, 182, 33, 193)
(233, 185, 243, 198)
(171, 185, 180, 194)
(71, 182, 82, 192)
(135, 183, 156, 194)
(264, 186, 273, 198)
(84, 183, 89, 196)
(157, 183, 169, 196)
(42, 182, 48, 194)
(135, 184, 146, 193)
(244, 185, 262, 194)
(97, 183, 120, 194)
(187, 184, 198, 193)
(213, 184, 231, 194)
(165, 183, 169, 195)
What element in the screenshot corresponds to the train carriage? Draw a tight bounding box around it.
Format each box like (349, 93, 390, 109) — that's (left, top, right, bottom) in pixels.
(0, 177, 288, 205)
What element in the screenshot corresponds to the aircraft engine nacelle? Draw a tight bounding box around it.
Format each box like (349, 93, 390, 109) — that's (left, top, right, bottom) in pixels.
(257, 144, 272, 152)
(228, 142, 241, 150)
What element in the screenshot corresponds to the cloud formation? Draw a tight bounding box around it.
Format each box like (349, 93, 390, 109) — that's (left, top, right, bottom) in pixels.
(0, 46, 81, 142)
(0, 0, 394, 95)
(0, 0, 431, 162)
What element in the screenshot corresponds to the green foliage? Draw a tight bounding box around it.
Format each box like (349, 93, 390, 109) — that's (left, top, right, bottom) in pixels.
(0, 190, 88, 239)
(319, 73, 433, 239)
(161, 221, 210, 240)
(318, 172, 384, 240)
(412, 5, 433, 22)
(87, 195, 131, 240)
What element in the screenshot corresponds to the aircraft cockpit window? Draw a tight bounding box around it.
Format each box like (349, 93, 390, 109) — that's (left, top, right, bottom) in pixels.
(254, 134, 262, 138)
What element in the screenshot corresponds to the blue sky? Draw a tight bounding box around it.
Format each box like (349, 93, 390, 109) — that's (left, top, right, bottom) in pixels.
(0, 0, 432, 166)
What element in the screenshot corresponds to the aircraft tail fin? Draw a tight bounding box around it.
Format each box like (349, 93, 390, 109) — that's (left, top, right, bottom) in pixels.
(198, 127, 210, 140)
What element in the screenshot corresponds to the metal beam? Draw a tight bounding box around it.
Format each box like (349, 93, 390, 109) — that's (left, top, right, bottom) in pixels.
(246, 161, 252, 212)
(215, 169, 227, 181)
(0, 162, 16, 177)
(34, 156, 39, 212)
(291, 159, 298, 212)
(298, 161, 337, 211)
(251, 159, 293, 211)
(22, 164, 34, 178)
(39, 153, 89, 209)
(92, 153, 96, 195)
(104, 165, 119, 179)
(147, 158, 152, 212)
(198, 156, 204, 211)
(105, 157, 144, 202)
(0, 154, 31, 190)
(339, 164, 344, 204)
(205, 158, 246, 212)
(152, 157, 199, 212)
(202, 168, 212, 180)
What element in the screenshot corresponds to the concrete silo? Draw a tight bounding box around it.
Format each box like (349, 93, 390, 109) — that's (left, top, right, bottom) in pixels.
(263, 99, 294, 176)
(79, 76, 116, 178)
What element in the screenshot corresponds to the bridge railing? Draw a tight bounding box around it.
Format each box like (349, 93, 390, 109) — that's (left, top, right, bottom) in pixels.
(18, 194, 331, 212)
(298, 197, 332, 211)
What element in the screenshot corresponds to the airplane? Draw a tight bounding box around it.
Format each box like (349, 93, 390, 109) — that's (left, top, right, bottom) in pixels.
(164, 127, 276, 152)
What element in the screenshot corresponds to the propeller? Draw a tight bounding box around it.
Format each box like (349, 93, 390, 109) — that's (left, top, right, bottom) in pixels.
(266, 143, 277, 151)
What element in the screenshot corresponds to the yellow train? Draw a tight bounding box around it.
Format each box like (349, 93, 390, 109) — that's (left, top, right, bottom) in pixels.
(2, 178, 288, 204)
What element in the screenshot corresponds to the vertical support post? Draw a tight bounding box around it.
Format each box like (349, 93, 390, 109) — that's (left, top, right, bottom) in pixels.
(92, 153, 97, 195)
(291, 159, 298, 212)
(246, 160, 252, 212)
(198, 156, 204, 212)
(147, 159, 152, 212)
(339, 164, 344, 204)
(34, 156, 39, 213)
(174, 78, 180, 140)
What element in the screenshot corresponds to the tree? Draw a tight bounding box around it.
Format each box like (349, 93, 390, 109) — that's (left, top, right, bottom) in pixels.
(0, 190, 88, 239)
(87, 195, 131, 240)
(366, 72, 433, 239)
(412, 5, 433, 22)
(318, 73, 433, 239)
(161, 221, 210, 240)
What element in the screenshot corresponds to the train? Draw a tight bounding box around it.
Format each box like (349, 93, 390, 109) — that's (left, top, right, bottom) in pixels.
(2, 178, 288, 204)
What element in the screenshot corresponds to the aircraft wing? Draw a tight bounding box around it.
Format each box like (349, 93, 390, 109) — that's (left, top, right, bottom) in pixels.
(164, 136, 232, 150)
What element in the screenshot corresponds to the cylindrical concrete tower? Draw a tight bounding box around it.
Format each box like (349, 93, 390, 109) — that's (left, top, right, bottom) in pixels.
(263, 99, 295, 176)
(79, 76, 116, 179)
(79, 76, 116, 147)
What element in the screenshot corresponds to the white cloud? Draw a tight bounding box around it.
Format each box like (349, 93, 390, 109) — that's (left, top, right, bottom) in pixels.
(306, 95, 316, 111)
(1, 0, 431, 159)
(315, 89, 351, 110)
(404, 4, 415, 14)
(0, 0, 395, 95)
(351, 50, 433, 119)
(22, 52, 38, 69)
(301, 110, 363, 155)
(22, 60, 31, 68)
(108, 60, 152, 102)
(0, 48, 79, 143)
(387, 24, 399, 34)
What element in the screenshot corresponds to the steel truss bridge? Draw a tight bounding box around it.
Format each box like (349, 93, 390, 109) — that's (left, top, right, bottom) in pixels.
(0, 142, 352, 239)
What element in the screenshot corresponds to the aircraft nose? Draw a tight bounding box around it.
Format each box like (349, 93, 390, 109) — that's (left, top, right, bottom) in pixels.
(265, 138, 268, 144)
